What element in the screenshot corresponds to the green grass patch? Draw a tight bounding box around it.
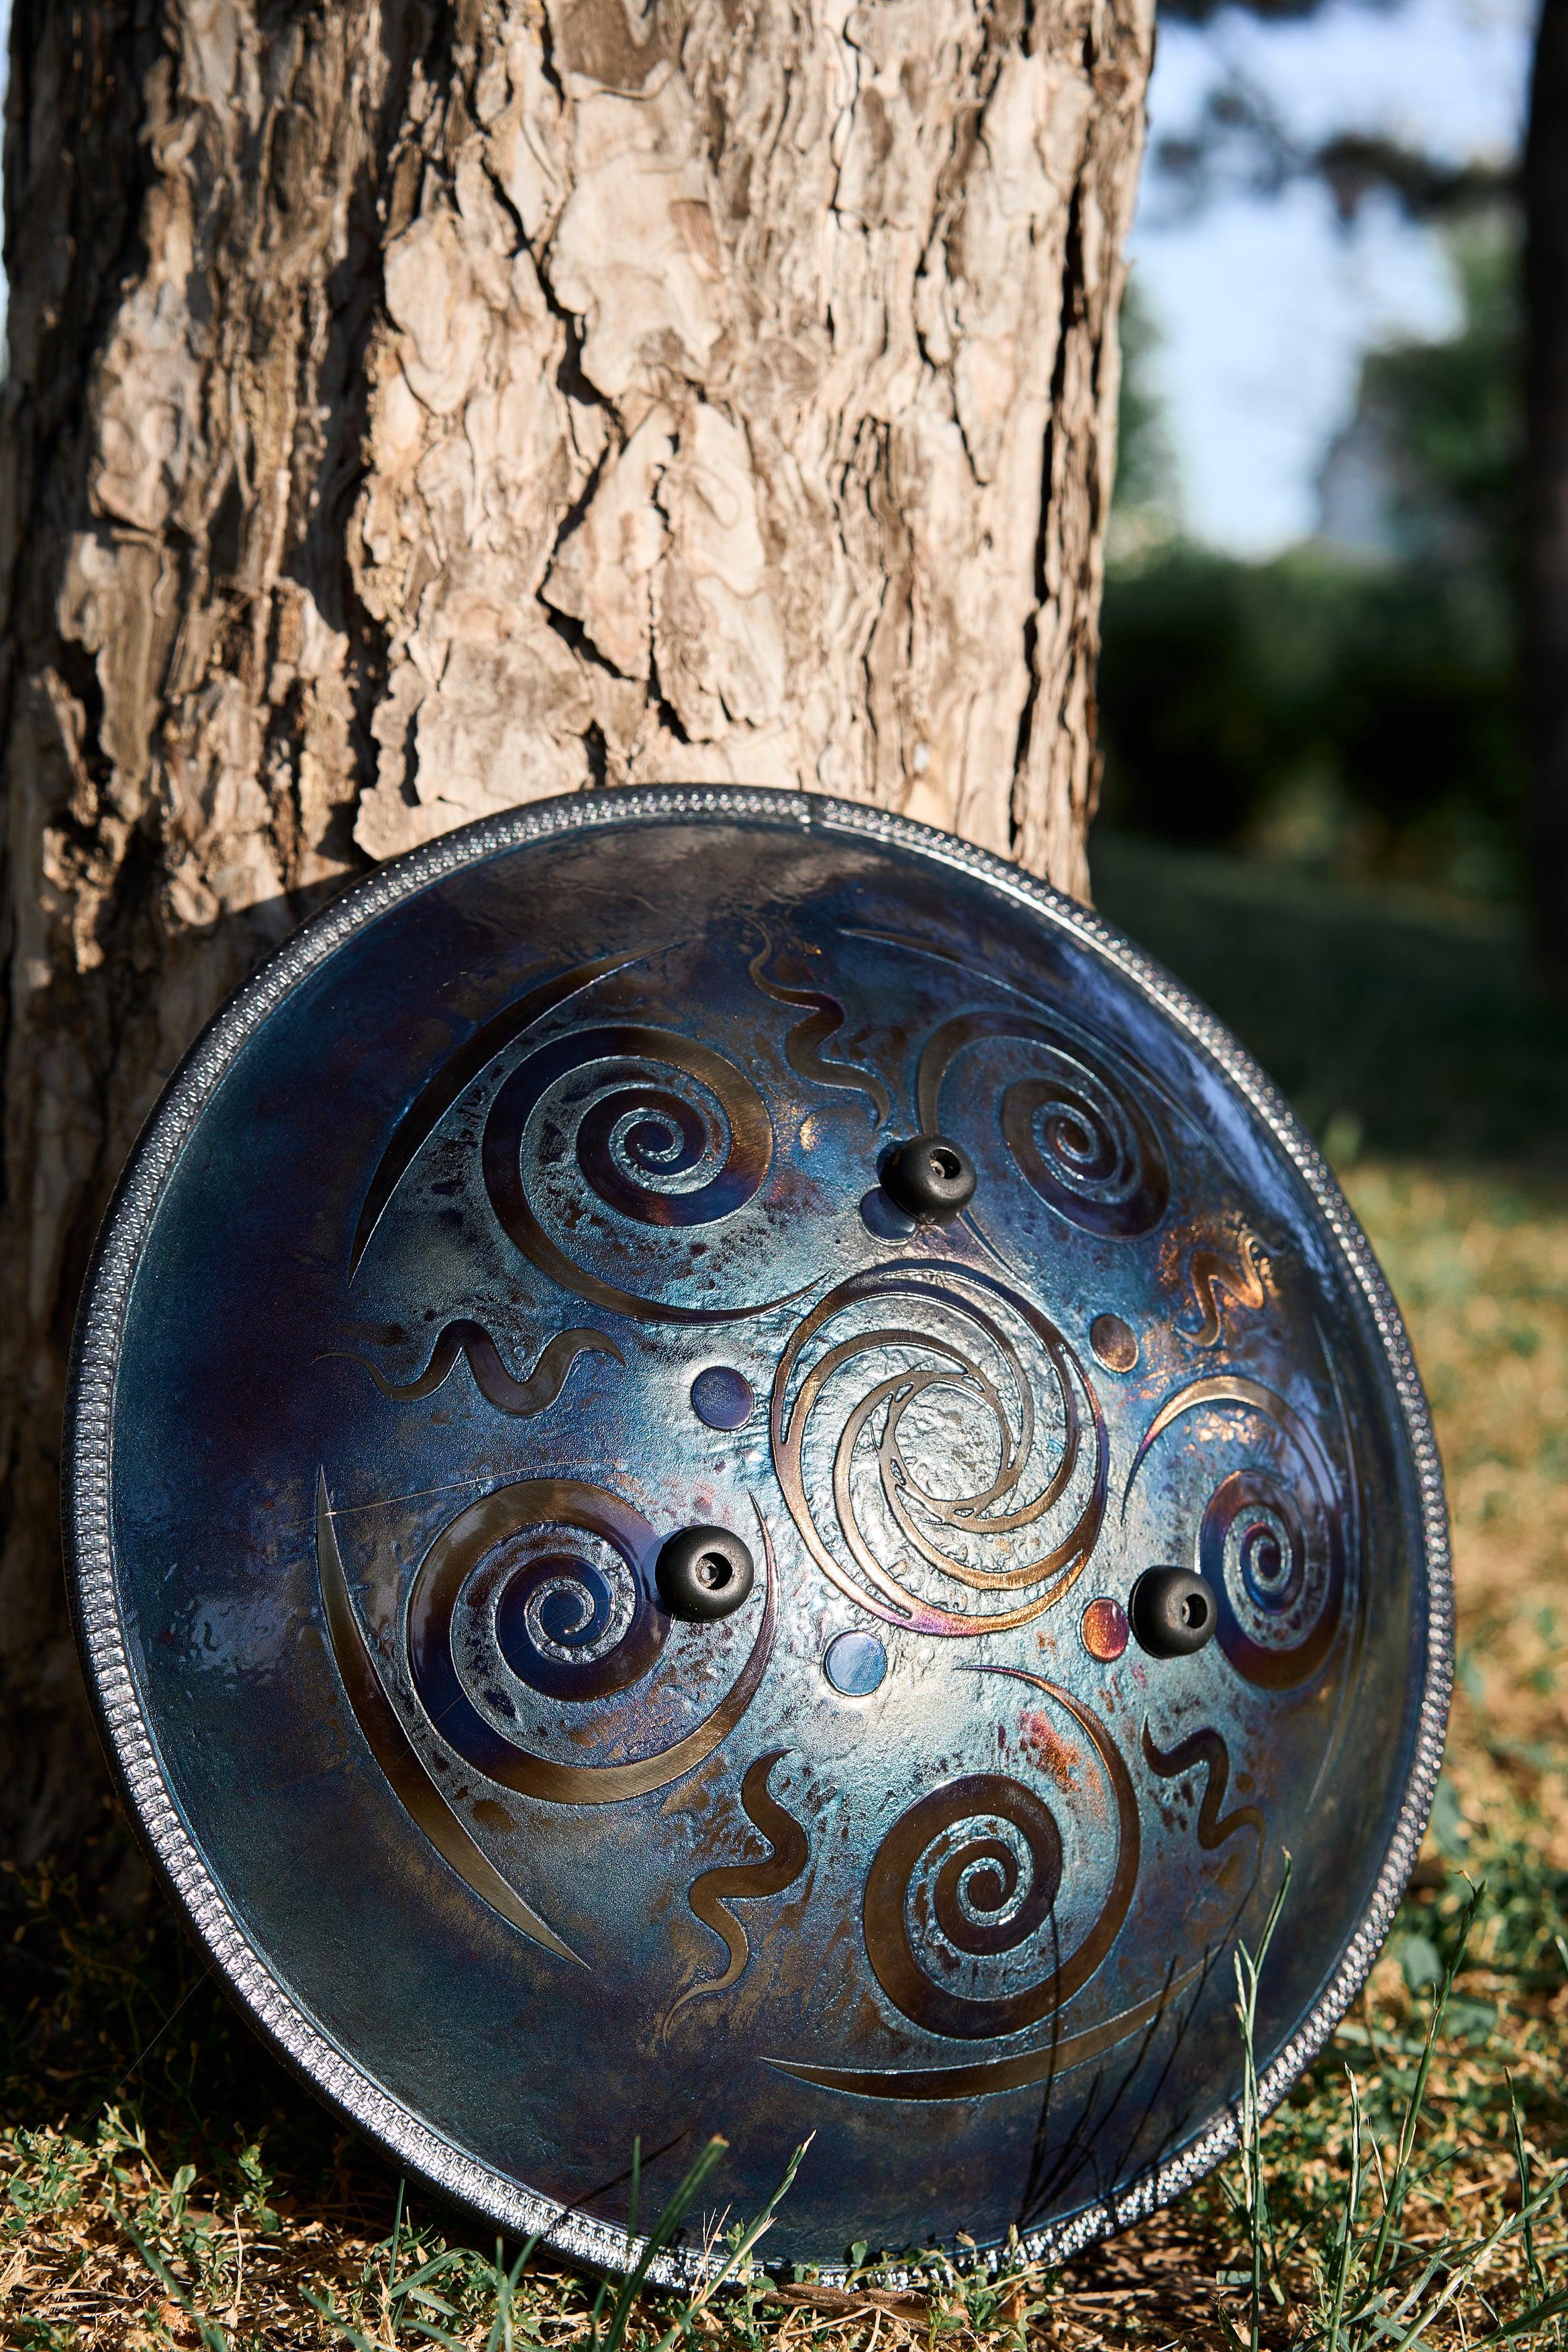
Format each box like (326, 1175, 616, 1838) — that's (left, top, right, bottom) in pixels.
(6, 841, 1567, 2347)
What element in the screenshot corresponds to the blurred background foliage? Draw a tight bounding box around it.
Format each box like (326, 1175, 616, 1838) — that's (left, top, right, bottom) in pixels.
(1101, 216, 1521, 903)
(1092, 173, 1566, 1171)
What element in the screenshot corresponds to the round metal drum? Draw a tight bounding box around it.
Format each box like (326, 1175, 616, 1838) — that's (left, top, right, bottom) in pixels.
(66, 787, 1451, 2278)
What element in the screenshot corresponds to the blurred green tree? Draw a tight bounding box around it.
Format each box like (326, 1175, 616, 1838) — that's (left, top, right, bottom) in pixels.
(1131, 0, 1567, 977)
(1099, 219, 1522, 908)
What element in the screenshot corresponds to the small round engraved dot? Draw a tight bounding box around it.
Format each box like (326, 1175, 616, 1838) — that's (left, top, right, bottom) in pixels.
(1090, 1313, 1139, 1373)
(823, 1630, 888, 1696)
(690, 1365, 755, 1430)
(1081, 1597, 1130, 1662)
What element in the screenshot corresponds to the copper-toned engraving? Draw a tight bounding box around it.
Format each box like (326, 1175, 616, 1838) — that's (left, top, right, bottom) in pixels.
(407, 1487, 779, 1802)
(350, 953, 644, 1279)
(916, 1011, 1169, 1239)
(862, 1669, 1138, 2041)
(336, 1320, 624, 1416)
(483, 1025, 798, 1324)
(769, 1963, 1209, 2102)
(1127, 1376, 1346, 1690)
(1141, 1722, 1264, 1851)
(1177, 1228, 1271, 1349)
(663, 1750, 810, 2035)
(314, 1471, 585, 1965)
(773, 1263, 1107, 1638)
(748, 939, 890, 1125)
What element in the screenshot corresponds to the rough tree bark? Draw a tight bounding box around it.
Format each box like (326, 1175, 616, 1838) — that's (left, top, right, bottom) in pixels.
(0, 0, 1153, 1868)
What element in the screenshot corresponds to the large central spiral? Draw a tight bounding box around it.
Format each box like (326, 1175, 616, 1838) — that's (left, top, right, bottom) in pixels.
(772, 1265, 1107, 1637)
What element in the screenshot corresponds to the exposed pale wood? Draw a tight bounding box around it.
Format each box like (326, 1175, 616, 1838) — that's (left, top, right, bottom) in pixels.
(0, 0, 1151, 1863)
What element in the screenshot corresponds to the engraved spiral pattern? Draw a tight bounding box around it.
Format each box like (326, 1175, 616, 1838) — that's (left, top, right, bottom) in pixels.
(863, 1681, 1139, 2041)
(916, 1011, 1169, 1238)
(481, 1026, 786, 1323)
(405, 1480, 777, 1801)
(772, 1265, 1107, 1638)
(1129, 1377, 1346, 1689)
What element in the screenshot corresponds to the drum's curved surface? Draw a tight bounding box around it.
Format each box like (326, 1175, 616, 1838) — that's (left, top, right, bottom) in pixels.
(66, 787, 1450, 2280)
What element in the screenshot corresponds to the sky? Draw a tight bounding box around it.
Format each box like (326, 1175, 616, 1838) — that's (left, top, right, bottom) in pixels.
(1132, 0, 1536, 554)
(0, 0, 1528, 560)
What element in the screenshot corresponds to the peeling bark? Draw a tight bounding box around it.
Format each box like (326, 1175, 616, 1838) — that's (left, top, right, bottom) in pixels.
(0, 0, 1151, 1865)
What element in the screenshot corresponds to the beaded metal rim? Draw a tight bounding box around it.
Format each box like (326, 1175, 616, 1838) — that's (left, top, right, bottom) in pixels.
(64, 784, 1453, 2286)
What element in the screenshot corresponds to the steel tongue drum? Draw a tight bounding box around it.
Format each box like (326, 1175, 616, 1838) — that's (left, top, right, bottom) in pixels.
(66, 788, 1451, 2280)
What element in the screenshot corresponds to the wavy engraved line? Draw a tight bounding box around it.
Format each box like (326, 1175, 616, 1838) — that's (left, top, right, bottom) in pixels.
(747, 938, 891, 1125)
(1179, 1232, 1270, 1348)
(1141, 1722, 1263, 1850)
(313, 1470, 586, 1967)
(350, 952, 648, 1279)
(326, 1321, 624, 1416)
(662, 1751, 809, 2036)
(407, 1496, 781, 1804)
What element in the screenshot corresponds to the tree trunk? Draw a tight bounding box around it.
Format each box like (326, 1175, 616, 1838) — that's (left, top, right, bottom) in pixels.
(1526, 0, 1568, 992)
(0, 0, 1151, 1869)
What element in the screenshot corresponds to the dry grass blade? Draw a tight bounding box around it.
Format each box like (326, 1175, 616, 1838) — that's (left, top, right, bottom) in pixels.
(5, 1161, 1568, 2351)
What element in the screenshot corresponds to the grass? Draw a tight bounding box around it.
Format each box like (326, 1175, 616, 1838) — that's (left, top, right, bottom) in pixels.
(5, 837, 1568, 2348)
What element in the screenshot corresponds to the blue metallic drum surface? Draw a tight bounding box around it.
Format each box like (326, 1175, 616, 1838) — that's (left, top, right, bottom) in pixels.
(65, 787, 1451, 2280)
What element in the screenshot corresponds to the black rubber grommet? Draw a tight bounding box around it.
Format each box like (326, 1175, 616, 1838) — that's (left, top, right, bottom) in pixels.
(1129, 1567, 1218, 1659)
(881, 1134, 977, 1222)
(656, 1525, 756, 1622)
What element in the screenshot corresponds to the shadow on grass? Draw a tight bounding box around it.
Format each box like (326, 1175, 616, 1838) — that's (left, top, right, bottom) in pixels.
(1, 1829, 390, 2225)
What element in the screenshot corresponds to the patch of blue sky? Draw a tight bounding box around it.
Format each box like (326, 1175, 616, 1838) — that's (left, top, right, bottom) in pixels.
(1131, 0, 1535, 554)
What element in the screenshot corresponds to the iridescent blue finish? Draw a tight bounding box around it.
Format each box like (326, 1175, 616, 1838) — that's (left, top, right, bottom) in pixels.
(66, 789, 1449, 2282)
(690, 1367, 756, 1431)
(823, 1631, 889, 1697)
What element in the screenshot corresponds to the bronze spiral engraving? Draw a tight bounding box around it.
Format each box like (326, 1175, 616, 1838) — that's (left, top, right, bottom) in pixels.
(349, 952, 644, 1279)
(482, 1025, 795, 1323)
(405, 1483, 777, 1802)
(1128, 1377, 1346, 1689)
(916, 1011, 1169, 1238)
(772, 1265, 1107, 1638)
(862, 1675, 1139, 2041)
(314, 1472, 585, 1966)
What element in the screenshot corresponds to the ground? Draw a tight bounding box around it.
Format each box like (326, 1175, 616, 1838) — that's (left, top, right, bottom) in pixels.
(3, 835, 1566, 2350)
